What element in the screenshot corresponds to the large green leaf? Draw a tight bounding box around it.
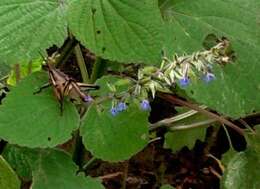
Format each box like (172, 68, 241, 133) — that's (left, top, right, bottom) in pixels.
(31, 149, 105, 189)
(68, 0, 163, 64)
(0, 0, 67, 64)
(2, 145, 37, 181)
(0, 72, 80, 147)
(3, 146, 105, 189)
(221, 149, 260, 189)
(81, 102, 149, 162)
(164, 127, 207, 152)
(0, 156, 20, 189)
(160, 0, 260, 118)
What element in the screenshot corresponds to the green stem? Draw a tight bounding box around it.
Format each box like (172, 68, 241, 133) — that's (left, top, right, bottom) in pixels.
(222, 125, 234, 150)
(158, 92, 244, 135)
(82, 157, 97, 171)
(169, 119, 217, 131)
(56, 37, 77, 67)
(149, 105, 207, 131)
(90, 57, 105, 83)
(27, 60, 32, 75)
(74, 44, 90, 83)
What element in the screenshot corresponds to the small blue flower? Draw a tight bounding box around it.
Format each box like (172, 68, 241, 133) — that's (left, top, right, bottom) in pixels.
(83, 95, 93, 102)
(140, 99, 151, 111)
(110, 107, 118, 116)
(116, 102, 127, 112)
(179, 77, 190, 87)
(203, 72, 216, 83)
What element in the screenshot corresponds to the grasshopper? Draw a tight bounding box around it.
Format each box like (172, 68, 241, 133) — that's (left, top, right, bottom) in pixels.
(34, 55, 99, 115)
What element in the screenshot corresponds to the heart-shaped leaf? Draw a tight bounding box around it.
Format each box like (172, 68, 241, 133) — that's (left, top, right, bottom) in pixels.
(0, 72, 80, 147)
(160, 0, 260, 118)
(81, 102, 149, 162)
(68, 0, 163, 64)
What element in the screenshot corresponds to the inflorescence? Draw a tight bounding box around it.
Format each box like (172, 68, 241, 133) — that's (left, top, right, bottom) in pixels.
(109, 39, 232, 116)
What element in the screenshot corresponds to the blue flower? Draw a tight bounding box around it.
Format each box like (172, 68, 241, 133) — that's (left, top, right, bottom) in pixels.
(116, 102, 127, 112)
(140, 99, 151, 111)
(203, 72, 215, 83)
(110, 107, 118, 116)
(83, 95, 93, 102)
(179, 77, 190, 87)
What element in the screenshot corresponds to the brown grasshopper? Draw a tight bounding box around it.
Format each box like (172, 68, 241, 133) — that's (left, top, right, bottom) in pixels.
(34, 56, 99, 115)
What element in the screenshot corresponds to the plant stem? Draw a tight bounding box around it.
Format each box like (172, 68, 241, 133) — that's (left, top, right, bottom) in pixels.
(27, 60, 32, 75)
(74, 44, 90, 83)
(149, 105, 207, 131)
(90, 57, 105, 83)
(82, 157, 97, 171)
(222, 124, 234, 149)
(121, 161, 129, 189)
(56, 37, 77, 67)
(168, 119, 217, 131)
(158, 92, 244, 135)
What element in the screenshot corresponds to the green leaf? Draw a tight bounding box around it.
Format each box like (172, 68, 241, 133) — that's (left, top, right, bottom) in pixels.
(165, 127, 207, 152)
(81, 102, 149, 162)
(221, 149, 260, 189)
(68, 0, 163, 64)
(245, 125, 260, 153)
(2, 145, 35, 181)
(164, 113, 208, 152)
(0, 72, 80, 147)
(0, 0, 67, 64)
(31, 149, 105, 189)
(160, 0, 260, 118)
(0, 155, 20, 189)
(160, 184, 175, 189)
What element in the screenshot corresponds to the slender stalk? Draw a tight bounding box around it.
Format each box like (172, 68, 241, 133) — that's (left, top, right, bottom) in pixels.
(158, 93, 244, 135)
(168, 119, 217, 131)
(90, 57, 104, 83)
(27, 60, 32, 75)
(222, 124, 234, 149)
(56, 37, 77, 67)
(74, 44, 90, 83)
(149, 105, 207, 131)
(239, 119, 255, 133)
(121, 161, 129, 189)
(82, 157, 97, 171)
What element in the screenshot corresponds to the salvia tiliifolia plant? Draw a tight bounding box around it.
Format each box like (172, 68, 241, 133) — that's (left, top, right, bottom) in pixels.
(0, 1, 259, 189)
